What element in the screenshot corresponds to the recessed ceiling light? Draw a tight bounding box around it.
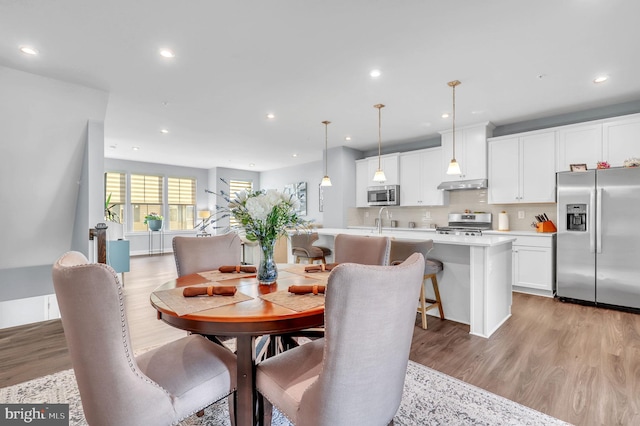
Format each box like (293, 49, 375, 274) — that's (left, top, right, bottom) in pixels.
(593, 75, 608, 84)
(19, 46, 38, 55)
(370, 69, 381, 78)
(160, 129, 169, 134)
(159, 49, 175, 58)
(441, 113, 450, 119)
(292, 153, 298, 158)
(249, 163, 255, 167)
(132, 146, 141, 151)
(266, 113, 275, 119)
(345, 136, 352, 141)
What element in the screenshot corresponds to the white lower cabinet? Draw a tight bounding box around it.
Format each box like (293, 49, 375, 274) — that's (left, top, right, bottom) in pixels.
(511, 234, 556, 297)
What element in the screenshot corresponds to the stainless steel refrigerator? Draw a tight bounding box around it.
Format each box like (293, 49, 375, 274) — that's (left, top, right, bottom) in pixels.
(557, 167, 640, 309)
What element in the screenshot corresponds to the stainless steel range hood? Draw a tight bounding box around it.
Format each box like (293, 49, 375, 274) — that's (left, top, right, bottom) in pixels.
(437, 179, 488, 191)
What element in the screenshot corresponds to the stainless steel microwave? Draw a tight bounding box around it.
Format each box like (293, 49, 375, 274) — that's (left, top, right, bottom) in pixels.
(367, 185, 400, 206)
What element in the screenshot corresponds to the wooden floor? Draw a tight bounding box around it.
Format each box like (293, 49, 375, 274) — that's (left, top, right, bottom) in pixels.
(2, 253, 640, 426)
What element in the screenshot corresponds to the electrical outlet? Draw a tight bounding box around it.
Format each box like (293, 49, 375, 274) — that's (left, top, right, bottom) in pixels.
(425, 211, 431, 219)
(518, 211, 525, 219)
(365, 211, 369, 218)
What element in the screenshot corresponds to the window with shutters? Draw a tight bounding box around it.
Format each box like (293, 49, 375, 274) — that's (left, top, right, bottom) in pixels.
(228, 179, 253, 229)
(168, 177, 196, 230)
(104, 172, 126, 223)
(130, 174, 163, 231)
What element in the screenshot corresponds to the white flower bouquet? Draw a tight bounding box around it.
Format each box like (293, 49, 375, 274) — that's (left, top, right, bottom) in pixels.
(228, 189, 308, 284)
(229, 189, 306, 243)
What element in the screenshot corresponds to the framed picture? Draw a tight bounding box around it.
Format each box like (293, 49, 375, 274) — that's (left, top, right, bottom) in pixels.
(570, 164, 588, 172)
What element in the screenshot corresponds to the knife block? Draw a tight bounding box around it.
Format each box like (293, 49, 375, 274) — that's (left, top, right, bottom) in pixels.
(536, 221, 557, 233)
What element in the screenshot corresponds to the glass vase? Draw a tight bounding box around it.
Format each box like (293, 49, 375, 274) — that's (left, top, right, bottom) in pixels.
(258, 238, 278, 285)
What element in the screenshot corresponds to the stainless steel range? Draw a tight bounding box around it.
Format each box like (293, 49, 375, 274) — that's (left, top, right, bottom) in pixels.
(436, 213, 493, 236)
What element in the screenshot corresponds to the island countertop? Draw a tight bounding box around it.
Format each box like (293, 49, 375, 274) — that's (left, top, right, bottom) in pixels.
(288, 227, 514, 338)
(316, 227, 516, 247)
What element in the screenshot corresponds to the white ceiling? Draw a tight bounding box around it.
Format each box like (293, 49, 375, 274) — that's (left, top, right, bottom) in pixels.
(2, 0, 640, 171)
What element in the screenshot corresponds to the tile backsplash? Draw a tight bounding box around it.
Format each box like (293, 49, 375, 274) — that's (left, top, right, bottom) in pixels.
(348, 189, 556, 231)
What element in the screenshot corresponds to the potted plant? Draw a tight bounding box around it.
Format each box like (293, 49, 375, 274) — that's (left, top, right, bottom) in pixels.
(144, 213, 164, 231)
(104, 193, 121, 223)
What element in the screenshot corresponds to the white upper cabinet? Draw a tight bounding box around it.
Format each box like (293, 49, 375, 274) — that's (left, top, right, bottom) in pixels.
(440, 122, 494, 181)
(557, 123, 603, 171)
(488, 131, 556, 204)
(365, 153, 400, 186)
(603, 115, 640, 167)
(556, 113, 640, 171)
(355, 153, 400, 207)
(399, 147, 449, 206)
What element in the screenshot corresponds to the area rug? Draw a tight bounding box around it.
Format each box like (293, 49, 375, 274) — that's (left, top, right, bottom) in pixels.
(0, 361, 569, 425)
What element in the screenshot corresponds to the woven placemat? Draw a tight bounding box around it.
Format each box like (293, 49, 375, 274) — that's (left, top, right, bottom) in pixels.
(260, 290, 325, 312)
(280, 265, 331, 285)
(153, 284, 253, 316)
(198, 269, 257, 282)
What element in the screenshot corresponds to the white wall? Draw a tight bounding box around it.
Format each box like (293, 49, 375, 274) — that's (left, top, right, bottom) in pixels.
(0, 66, 108, 270)
(260, 160, 324, 225)
(0, 66, 108, 304)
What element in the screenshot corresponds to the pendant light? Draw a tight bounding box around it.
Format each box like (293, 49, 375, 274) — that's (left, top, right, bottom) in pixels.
(446, 80, 462, 175)
(372, 103, 387, 182)
(320, 120, 332, 187)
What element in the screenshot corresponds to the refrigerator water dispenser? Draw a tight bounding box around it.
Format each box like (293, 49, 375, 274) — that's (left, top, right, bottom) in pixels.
(566, 204, 586, 231)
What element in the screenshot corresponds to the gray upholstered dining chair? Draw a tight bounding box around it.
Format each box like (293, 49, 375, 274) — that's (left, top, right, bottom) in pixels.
(291, 232, 332, 264)
(333, 233, 390, 265)
(52, 251, 237, 426)
(173, 232, 242, 277)
(389, 239, 445, 330)
(256, 253, 425, 426)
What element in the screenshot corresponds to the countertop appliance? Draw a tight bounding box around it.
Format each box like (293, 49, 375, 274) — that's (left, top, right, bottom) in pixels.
(367, 185, 400, 206)
(436, 213, 492, 236)
(557, 167, 640, 310)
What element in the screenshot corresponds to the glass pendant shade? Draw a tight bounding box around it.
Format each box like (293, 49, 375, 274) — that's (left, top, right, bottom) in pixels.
(321, 121, 333, 187)
(373, 169, 387, 182)
(446, 158, 461, 175)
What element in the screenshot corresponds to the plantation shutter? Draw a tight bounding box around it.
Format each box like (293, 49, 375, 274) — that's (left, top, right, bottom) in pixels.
(168, 177, 196, 205)
(130, 174, 163, 204)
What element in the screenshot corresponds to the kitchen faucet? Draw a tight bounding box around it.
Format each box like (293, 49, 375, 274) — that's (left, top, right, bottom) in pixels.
(377, 206, 389, 234)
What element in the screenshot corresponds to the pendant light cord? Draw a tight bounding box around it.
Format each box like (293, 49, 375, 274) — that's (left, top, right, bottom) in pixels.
(374, 104, 385, 169)
(322, 120, 330, 175)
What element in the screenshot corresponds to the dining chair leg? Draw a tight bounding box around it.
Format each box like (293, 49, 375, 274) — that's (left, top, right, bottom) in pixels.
(229, 393, 237, 426)
(258, 393, 273, 426)
(419, 282, 428, 329)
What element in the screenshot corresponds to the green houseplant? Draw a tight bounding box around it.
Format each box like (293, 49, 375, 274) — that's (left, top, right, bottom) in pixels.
(104, 193, 121, 223)
(144, 213, 164, 231)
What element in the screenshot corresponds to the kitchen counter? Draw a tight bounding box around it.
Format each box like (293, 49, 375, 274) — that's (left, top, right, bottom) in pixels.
(289, 228, 515, 338)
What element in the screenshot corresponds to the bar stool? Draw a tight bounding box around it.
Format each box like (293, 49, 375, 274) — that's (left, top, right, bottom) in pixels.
(291, 232, 332, 264)
(389, 239, 445, 329)
(419, 259, 445, 329)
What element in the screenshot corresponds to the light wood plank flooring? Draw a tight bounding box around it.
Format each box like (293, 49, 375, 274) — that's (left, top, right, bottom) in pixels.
(2, 253, 640, 425)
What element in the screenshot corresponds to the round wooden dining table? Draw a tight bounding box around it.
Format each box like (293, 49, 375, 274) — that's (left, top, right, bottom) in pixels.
(150, 265, 328, 426)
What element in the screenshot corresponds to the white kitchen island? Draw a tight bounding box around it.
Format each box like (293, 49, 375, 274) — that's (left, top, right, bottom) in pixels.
(287, 228, 516, 338)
